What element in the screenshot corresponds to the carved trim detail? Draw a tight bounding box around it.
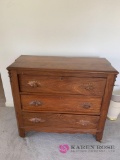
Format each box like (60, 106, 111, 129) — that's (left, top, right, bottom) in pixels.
(29, 117, 45, 123)
(8, 71, 12, 83)
(29, 100, 42, 106)
(83, 83, 94, 91)
(81, 83, 95, 95)
(77, 120, 94, 126)
(28, 81, 41, 87)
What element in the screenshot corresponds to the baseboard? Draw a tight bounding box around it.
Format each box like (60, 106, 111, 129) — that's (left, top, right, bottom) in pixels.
(5, 101, 14, 107)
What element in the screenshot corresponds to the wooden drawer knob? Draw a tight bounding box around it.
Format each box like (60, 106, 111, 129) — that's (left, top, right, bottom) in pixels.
(82, 104, 91, 109)
(84, 83, 94, 91)
(29, 100, 42, 106)
(29, 117, 45, 123)
(28, 81, 41, 87)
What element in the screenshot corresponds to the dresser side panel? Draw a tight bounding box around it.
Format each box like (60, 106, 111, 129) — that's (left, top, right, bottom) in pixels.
(8, 70, 25, 137)
(96, 74, 117, 141)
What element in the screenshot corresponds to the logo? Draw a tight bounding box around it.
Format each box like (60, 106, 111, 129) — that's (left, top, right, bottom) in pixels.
(59, 144, 69, 153)
(59, 144, 115, 153)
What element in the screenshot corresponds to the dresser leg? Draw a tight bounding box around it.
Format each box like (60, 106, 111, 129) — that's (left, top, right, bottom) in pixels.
(19, 128, 25, 138)
(96, 132, 103, 142)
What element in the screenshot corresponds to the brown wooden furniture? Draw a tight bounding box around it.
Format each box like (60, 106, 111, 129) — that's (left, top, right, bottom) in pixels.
(7, 55, 118, 141)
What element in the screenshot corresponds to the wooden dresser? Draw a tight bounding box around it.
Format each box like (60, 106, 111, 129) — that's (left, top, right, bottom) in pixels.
(7, 55, 118, 141)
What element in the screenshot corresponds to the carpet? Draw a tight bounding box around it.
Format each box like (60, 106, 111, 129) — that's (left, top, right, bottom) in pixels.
(0, 106, 120, 160)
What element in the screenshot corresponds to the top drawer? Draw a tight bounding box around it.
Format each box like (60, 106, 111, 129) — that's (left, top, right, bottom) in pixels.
(18, 75, 106, 96)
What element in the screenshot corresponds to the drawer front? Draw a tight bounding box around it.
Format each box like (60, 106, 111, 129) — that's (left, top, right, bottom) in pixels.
(19, 75, 106, 96)
(21, 95, 102, 114)
(23, 113, 99, 129)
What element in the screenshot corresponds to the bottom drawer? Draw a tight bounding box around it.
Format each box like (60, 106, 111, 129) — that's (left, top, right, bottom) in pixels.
(22, 113, 99, 129)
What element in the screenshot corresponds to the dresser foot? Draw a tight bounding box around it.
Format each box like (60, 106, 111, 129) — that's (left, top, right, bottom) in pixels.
(19, 128, 25, 138)
(96, 132, 103, 142)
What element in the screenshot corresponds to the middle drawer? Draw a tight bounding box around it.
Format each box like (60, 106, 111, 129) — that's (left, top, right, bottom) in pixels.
(21, 95, 102, 114)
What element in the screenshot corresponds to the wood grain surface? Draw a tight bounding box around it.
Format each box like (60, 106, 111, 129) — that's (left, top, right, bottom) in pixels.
(7, 55, 118, 73)
(7, 56, 119, 141)
(23, 112, 99, 129)
(19, 75, 106, 96)
(21, 94, 102, 114)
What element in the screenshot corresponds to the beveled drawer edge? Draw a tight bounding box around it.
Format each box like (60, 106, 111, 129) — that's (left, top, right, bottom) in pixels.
(19, 92, 104, 97)
(22, 110, 101, 115)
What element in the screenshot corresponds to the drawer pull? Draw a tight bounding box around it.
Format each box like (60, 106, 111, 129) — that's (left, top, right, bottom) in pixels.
(84, 83, 94, 91)
(29, 117, 45, 123)
(28, 81, 41, 87)
(77, 120, 91, 126)
(82, 103, 91, 109)
(30, 100, 42, 106)
(83, 105, 90, 109)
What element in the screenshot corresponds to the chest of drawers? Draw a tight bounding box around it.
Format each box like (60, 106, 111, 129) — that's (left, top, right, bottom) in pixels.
(7, 55, 118, 141)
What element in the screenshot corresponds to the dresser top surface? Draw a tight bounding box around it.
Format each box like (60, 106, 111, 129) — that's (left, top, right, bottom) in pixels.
(7, 55, 118, 73)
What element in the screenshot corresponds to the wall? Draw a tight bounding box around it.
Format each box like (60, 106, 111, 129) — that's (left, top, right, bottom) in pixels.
(0, 0, 120, 106)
